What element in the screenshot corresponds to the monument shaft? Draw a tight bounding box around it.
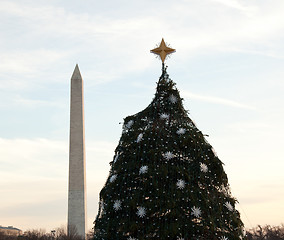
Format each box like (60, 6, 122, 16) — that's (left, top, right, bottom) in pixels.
(68, 65, 86, 238)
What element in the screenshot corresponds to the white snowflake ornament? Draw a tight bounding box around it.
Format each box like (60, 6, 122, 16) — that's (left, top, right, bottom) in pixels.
(177, 237, 184, 240)
(200, 163, 208, 173)
(139, 165, 148, 174)
(242, 227, 246, 236)
(113, 200, 122, 211)
(109, 174, 117, 183)
(169, 94, 177, 103)
(224, 201, 234, 211)
(176, 128, 186, 135)
(125, 120, 134, 129)
(220, 236, 228, 240)
(212, 147, 218, 156)
(176, 179, 185, 189)
(114, 154, 119, 163)
(160, 113, 169, 120)
(128, 237, 137, 240)
(191, 206, 202, 218)
(137, 206, 146, 218)
(99, 200, 105, 216)
(136, 133, 143, 143)
(163, 151, 175, 160)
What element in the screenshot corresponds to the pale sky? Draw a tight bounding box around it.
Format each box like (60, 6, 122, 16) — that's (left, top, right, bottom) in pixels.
(0, 0, 284, 233)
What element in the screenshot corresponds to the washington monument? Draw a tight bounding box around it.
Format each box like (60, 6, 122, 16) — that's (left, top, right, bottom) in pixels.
(68, 64, 86, 239)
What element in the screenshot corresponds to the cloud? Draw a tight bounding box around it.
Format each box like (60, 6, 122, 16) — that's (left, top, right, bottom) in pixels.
(10, 96, 66, 108)
(231, 180, 284, 227)
(227, 47, 284, 59)
(2, 1, 283, 55)
(0, 49, 69, 74)
(0, 137, 114, 179)
(171, 1, 284, 60)
(0, 137, 114, 231)
(181, 90, 255, 109)
(209, 0, 257, 15)
(226, 121, 274, 134)
(1, 0, 284, 87)
(0, 1, 161, 86)
(0, 1, 160, 42)
(0, 49, 71, 92)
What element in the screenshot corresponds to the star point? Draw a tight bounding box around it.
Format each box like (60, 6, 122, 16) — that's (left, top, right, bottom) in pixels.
(151, 38, 176, 63)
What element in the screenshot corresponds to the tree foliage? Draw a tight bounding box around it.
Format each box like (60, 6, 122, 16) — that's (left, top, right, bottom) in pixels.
(93, 67, 245, 239)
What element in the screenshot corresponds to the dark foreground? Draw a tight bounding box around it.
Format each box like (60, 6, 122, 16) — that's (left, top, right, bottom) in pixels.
(1, 225, 284, 240)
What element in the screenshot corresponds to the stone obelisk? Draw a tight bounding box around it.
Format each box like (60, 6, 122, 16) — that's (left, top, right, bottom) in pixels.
(68, 64, 86, 239)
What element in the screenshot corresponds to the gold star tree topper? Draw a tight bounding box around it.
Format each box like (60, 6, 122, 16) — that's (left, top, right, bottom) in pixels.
(151, 38, 176, 63)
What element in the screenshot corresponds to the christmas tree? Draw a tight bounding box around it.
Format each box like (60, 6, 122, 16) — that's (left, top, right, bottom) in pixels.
(93, 39, 245, 240)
